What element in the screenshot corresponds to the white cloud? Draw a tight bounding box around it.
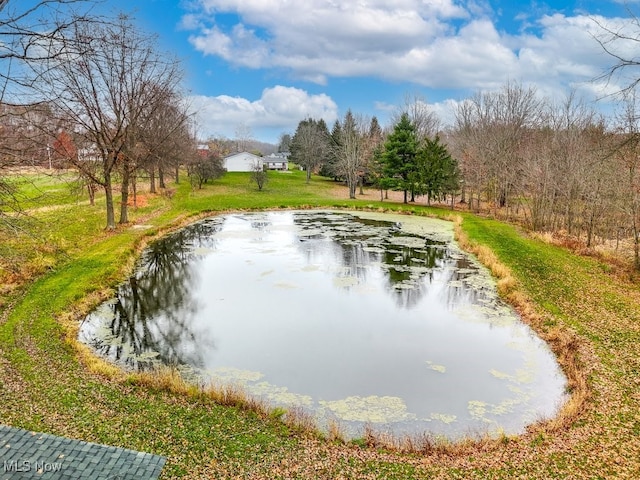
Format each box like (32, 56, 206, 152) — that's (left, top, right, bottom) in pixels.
(179, 1, 640, 138)
(189, 85, 338, 140)
(182, 0, 629, 97)
(186, 0, 471, 82)
(429, 99, 461, 128)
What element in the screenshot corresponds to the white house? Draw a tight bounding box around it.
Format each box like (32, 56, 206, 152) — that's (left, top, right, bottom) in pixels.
(77, 144, 101, 162)
(263, 152, 289, 171)
(223, 152, 263, 172)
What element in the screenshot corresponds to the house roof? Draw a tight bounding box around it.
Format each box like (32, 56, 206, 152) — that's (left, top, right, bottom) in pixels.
(223, 151, 262, 160)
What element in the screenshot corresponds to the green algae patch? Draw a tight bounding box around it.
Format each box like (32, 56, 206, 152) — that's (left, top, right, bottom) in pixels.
(210, 367, 265, 384)
(319, 396, 416, 423)
(429, 413, 458, 424)
(426, 361, 447, 373)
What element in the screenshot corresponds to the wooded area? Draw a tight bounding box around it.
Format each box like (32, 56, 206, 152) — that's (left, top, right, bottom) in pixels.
(2, 1, 640, 269)
(289, 85, 640, 269)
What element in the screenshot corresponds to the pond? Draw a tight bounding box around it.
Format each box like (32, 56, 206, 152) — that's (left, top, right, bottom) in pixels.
(79, 210, 567, 440)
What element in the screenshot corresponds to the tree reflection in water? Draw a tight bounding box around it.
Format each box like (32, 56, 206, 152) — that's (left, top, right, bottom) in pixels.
(293, 212, 481, 309)
(81, 218, 224, 371)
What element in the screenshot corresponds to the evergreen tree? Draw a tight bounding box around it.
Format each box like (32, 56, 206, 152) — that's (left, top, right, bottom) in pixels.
(320, 120, 343, 179)
(278, 133, 292, 153)
(382, 113, 419, 203)
(418, 135, 460, 205)
(368, 116, 383, 144)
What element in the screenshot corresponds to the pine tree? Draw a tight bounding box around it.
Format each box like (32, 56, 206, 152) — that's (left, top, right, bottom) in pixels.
(382, 113, 419, 203)
(418, 136, 460, 206)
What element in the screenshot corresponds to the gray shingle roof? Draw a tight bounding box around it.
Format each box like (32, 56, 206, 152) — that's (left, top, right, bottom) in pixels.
(0, 425, 166, 480)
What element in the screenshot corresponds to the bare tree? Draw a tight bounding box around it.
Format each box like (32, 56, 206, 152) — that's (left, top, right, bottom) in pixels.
(391, 93, 440, 142)
(364, 116, 385, 198)
(138, 89, 193, 194)
(453, 82, 544, 215)
(331, 110, 372, 199)
(234, 123, 253, 153)
(187, 150, 224, 189)
(613, 91, 640, 268)
(36, 15, 184, 228)
(1, 0, 95, 94)
(250, 160, 268, 191)
(290, 118, 330, 183)
(592, 4, 640, 96)
(0, 0, 96, 230)
(451, 99, 488, 211)
(518, 93, 605, 234)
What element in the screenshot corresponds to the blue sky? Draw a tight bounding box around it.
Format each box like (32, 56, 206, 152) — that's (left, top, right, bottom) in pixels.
(97, 0, 635, 143)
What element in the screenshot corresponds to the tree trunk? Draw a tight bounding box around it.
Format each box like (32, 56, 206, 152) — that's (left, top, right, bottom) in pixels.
(132, 174, 137, 209)
(104, 174, 116, 230)
(633, 217, 640, 271)
(120, 167, 130, 224)
(159, 165, 166, 189)
(359, 177, 364, 195)
(175, 165, 179, 183)
(149, 167, 156, 194)
(586, 207, 597, 248)
(349, 181, 357, 199)
(306, 167, 311, 184)
(88, 182, 96, 206)
(403, 189, 408, 204)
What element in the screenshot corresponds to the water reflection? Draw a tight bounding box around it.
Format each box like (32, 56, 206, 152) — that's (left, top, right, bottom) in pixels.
(80, 210, 566, 440)
(80, 220, 223, 371)
(293, 212, 482, 309)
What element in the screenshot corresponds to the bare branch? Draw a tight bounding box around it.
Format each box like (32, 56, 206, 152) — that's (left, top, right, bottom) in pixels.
(591, 3, 640, 97)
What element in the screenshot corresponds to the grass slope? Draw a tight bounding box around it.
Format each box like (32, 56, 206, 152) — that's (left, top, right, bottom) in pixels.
(1, 170, 639, 479)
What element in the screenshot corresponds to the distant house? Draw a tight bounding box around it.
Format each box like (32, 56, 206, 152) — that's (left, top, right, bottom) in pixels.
(196, 144, 210, 158)
(263, 152, 289, 171)
(223, 151, 263, 172)
(77, 144, 101, 162)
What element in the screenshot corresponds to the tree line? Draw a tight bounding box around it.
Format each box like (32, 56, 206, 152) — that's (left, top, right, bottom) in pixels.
(289, 104, 460, 204)
(289, 84, 640, 269)
(0, 2, 224, 230)
(3, 2, 640, 268)
(449, 82, 640, 268)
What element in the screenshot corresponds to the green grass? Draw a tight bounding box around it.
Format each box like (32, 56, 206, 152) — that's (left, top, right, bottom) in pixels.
(2, 171, 82, 211)
(1, 169, 640, 478)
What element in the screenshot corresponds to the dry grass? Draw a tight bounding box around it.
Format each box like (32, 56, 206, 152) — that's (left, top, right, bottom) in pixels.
(326, 419, 346, 443)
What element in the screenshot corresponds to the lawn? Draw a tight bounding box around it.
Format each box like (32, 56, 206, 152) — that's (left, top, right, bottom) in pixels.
(1, 169, 639, 478)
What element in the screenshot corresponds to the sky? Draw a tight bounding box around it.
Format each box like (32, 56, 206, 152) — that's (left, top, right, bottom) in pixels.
(93, 0, 639, 144)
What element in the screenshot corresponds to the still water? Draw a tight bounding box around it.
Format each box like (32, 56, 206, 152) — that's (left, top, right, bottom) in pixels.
(80, 210, 566, 439)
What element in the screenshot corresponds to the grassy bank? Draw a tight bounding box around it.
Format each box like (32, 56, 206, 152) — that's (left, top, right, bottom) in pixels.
(1, 170, 639, 478)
